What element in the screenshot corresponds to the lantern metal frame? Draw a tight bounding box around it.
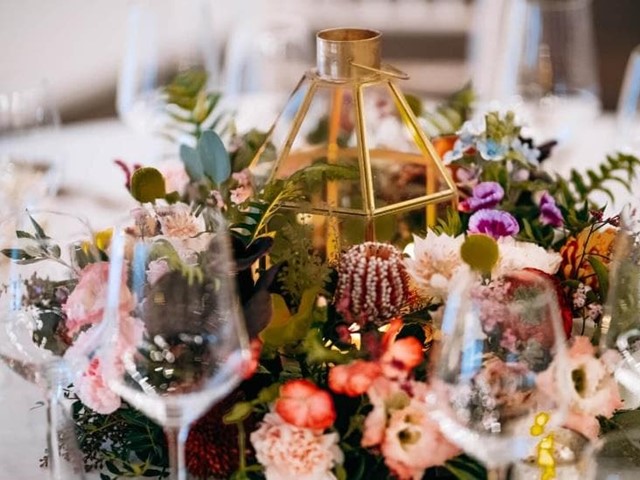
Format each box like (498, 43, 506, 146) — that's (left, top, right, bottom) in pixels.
(249, 28, 458, 241)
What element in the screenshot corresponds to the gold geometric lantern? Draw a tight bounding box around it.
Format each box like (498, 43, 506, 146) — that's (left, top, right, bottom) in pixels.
(249, 28, 458, 260)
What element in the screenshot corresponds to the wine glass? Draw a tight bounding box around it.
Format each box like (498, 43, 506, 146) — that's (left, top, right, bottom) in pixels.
(0, 210, 94, 479)
(101, 206, 249, 480)
(117, 0, 220, 135)
(427, 268, 570, 479)
(601, 206, 640, 398)
(584, 428, 640, 479)
(514, 0, 601, 147)
(0, 83, 63, 212)
(616, 45, 640, 154)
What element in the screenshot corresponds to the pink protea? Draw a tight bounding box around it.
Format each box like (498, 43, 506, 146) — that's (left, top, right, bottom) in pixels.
(334, 242, 413, 327)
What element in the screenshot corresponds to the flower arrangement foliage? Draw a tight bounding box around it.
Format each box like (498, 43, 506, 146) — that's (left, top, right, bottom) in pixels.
(7, 70, 640, 480)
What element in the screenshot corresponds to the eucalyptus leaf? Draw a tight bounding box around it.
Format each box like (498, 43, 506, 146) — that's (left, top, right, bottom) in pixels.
(179, 144, 204, 181)
(198, 130, 231, 184)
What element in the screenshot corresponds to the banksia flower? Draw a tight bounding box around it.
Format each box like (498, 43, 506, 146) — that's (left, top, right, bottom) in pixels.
(334, 242, 413, 327)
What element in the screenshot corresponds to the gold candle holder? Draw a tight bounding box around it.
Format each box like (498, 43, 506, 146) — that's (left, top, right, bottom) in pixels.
(250, 28, 458, 260)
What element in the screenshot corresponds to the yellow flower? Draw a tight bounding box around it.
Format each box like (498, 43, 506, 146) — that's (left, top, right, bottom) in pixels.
(559, 227, 616, 290)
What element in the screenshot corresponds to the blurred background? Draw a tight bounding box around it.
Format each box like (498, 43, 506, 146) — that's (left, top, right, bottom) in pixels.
(1, 0, 639, 124)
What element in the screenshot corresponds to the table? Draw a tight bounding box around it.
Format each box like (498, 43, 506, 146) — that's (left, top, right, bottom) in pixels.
(0, 113, 635, 478)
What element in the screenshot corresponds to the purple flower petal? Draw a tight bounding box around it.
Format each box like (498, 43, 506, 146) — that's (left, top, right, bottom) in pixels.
(539, 191, 564, 228)
(468, 209, 520, 239)
(459, 181, 505, 212)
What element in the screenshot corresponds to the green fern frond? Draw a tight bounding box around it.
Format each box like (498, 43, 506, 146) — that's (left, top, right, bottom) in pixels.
(555, 153, 640, 207)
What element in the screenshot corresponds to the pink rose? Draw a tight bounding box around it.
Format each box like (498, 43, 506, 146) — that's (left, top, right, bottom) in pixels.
(65, 315, 144, 414)
(275, 379, 336, 431)
(64, 262, 133, 337)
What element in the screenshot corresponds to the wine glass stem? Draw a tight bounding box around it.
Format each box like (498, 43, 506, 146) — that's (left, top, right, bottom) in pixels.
(46, 391, 64, 480)
(488, 466, 510, 480)
(165, 425, 190, 480)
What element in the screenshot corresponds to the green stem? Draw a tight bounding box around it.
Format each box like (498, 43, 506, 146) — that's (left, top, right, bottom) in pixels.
(238, 421, 247, 472)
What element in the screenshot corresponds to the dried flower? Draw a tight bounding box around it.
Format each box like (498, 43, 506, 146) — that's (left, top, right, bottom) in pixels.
(468, 209, 520, 238)
(459, 182, 504, 213)
(275, 379, 336, 430)
(335, 242, 413, 326)
(539, 191, 564, 228)
(250, 412, 343, 480)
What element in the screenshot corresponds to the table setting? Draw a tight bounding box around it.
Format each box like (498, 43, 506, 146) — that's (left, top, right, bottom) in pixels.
(3, 0, 640, 477)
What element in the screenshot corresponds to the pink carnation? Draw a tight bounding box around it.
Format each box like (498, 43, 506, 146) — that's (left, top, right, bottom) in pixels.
(468, 209, 520, 238)
(250, 412, 343, 480)
(64, 262, 133, 337)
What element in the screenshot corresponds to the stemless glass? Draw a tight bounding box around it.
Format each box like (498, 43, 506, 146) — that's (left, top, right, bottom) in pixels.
(103, 207, 249, 480)
(515, 0, 600, 146)
(0, 210, 92, 479)
(428, 268, 570, 479)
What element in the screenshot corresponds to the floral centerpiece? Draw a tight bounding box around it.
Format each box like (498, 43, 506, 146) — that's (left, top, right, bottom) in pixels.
(6, 71, 640, 480)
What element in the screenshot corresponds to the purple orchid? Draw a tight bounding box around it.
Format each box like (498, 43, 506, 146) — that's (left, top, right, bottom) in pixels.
(539, 191, 564, 227)
(459, 181, 505, 213)
(468, 209, 520, 238)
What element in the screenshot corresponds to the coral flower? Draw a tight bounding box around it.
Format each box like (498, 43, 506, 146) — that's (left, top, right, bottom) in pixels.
(328, 360, 382, 397)
(275, 379, 336, 430)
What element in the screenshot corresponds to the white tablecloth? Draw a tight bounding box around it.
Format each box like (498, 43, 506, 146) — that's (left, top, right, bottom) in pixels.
(0, 113, 635, 478)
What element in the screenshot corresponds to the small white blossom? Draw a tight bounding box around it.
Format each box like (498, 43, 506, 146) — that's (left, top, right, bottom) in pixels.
(511, 138, 540, 165)
(573, 283, 591, 309)
(586, 303, 603, 322)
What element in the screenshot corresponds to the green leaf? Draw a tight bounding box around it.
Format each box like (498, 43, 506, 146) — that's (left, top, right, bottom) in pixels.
(198, 130, 231, 184)
(1, 248, 36, 262)
(446, 454, 487, 480)
(260, 287, 321, 347)
(29, 215, 48, 239)
(130, 167, 167, 203)
(223, 401, 253, 424)
(588, 255, 609, 301)
(179, 144, 204, 181)
(16, 230, 34, 240)
(256, 383, 280, 404)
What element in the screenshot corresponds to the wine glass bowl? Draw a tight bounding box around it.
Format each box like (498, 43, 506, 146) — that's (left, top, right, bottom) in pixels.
(0, 209, 96, 479)
(428, 268, 570, 471)
(104, 206, 249, 478)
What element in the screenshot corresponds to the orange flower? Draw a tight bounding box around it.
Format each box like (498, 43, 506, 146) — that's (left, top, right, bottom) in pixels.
(275, 379, 336, 430)
(559, 226, 616, 290)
